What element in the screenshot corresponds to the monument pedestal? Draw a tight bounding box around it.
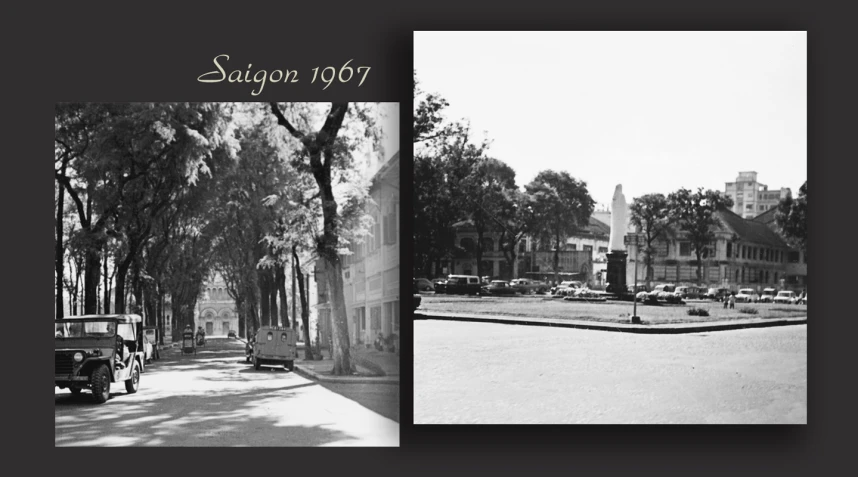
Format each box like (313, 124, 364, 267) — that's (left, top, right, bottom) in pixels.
(605, 251, 628, 295)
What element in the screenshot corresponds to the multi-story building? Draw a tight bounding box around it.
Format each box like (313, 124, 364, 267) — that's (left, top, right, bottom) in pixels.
(625, 207, 807, 291)
(725, 171, 791, 219)
(316, 151, 399, 349)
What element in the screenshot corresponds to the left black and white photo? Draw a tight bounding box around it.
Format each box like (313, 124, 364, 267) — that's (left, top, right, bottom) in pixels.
(55, 102, 400, 446)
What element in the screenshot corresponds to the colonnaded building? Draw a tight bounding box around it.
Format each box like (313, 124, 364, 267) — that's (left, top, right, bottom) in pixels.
(316, 151, 400, 352)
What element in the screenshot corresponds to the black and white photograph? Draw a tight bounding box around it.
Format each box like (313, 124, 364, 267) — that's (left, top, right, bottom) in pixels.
(55, 102, 401, 445)
(413, 31, 807, 424)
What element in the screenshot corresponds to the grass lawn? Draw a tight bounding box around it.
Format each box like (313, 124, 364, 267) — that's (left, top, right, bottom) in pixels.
(418, 294, 807, 325)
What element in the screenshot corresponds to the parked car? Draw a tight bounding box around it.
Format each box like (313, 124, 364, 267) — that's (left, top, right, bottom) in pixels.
(648, 284, 681, 303)
(736, 288, 760, 303)
(509, 278, 548, 294)
(251, 326, 298, 371)
(441, 275, 482, 295)
(483, 280, 517, 295)
(143, 336, 155, 366)
(413, 278, 434, 293)
(55, 314, 145, 403)
(705, 287, 731, 301)
(142, 326, 161, 361)
(227, 330, 237, 338)
(433, 279, 447, 293)
(773, 290, 797, 304)
(675, 286, 703, 300)
(552, 281, 583, 296)
(759, 288, 777, 303)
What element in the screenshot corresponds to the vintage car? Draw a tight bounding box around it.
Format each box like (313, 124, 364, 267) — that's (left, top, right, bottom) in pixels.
(648, 284, 681, 303)
(551, 281, 582, 296)
(440, 275, 482, 295)
(674, 286, 703, 300)
(55, 314, 145, 403)
(431, 278, 447, 291)
(413, 277, 434, 293)
(483, 280, 517, 295)
(509, 278, 548, 294)
(705, 287, 732, 301)
(227, 330, 237, 338)
(773, 290, 798, 304)
(759, 288, 777, 303)
(252, 326, 298, 371)
(142, 326, 161, 362)
(736, 288, 760, 303)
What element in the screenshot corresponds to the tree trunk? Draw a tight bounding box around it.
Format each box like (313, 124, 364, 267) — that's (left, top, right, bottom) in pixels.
(114, 254, 134, 314)
(259, 269, 270, 327)
(269, 268, 278, 326)
(475, 229, 484, 280)
(553, 232, 561, 286)
(291, 255, 297, 329)
(56, 178, 65, 320)
(83, 247, 101, 314)
(292, 246, 314, 360)
(324, 257, 351, 373)
(277, 264, 289, 329)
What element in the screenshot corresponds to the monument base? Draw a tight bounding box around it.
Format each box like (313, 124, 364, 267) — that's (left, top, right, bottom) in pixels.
(605, 251, 628, 295)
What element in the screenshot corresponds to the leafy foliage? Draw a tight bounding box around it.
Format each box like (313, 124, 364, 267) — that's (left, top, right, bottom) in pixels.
(667, 188, 733, 284)
(775, 181, 807, 253)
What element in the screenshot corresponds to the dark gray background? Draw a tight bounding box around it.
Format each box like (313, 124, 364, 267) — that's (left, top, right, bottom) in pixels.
(10, 0, 854, 474)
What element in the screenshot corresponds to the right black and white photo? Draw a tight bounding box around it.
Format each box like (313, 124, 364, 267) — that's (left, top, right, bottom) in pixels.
(413, 31, 807, 424)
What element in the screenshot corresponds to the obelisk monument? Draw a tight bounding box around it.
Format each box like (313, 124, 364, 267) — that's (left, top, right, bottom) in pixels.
(605, 184, 629, 294)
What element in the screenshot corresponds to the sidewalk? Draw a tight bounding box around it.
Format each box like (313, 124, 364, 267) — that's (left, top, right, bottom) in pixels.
(414, 309, 807, 334)
(293, 346, 400, 384)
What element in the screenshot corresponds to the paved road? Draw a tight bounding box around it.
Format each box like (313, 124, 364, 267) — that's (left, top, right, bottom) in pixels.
(415, 321, 806, 424)
(55, 339, 398, 446)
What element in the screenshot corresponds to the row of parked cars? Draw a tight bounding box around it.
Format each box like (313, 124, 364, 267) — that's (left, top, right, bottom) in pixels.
(630, 284, 807, 305)
(414, 276, 553, 296)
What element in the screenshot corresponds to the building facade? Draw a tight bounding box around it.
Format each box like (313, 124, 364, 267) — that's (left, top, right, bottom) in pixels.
(316, 151, 400, 350)
(725, 171, 791, 219)
(195, 273, 238, 336)
(625, 207, 807, 292)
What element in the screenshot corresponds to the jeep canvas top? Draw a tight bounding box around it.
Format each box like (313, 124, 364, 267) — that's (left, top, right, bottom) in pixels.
(55, 314, 145, 403)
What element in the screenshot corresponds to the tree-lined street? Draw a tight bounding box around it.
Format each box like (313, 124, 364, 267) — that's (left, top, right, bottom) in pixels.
(55, 339, 398, 446)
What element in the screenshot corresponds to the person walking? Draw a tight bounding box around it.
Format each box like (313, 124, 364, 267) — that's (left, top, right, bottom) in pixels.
(728, 293, 736, 309)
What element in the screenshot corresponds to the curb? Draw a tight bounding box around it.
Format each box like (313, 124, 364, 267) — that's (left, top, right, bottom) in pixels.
(414, 310, 807, 334)
(293, 363, 399, 384)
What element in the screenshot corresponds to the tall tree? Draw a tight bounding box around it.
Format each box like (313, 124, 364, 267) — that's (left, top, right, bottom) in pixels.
(269, 102, 380, 376)
(775, 181, 807, 254)
(526, 170, 596, 285)
(413, 70, 451, 143)
(629, 193, 672, 288)
(667, 188, 734, 285)
(494, 188, 538, 280)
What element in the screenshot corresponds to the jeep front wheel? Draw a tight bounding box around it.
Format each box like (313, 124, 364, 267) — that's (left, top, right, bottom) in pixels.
(286, 361, 294, 372)
(91, 364, 111, 404)
(125, 361, 140, 394)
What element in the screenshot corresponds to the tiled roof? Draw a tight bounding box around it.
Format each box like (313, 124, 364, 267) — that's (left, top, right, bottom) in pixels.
(715, 207, 788, 248)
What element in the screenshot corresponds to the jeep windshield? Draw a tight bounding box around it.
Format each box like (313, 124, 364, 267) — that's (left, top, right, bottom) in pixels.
(55, 320, 117, 339)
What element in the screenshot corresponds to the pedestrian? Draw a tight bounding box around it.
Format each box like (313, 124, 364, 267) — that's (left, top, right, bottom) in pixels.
(729, 293, 736, 309)
(723, 294, 728, 309)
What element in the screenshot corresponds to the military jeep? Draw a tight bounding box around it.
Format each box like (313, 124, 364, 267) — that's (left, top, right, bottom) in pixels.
(55, 314, 145, 403)
(252, 326, 298, 371)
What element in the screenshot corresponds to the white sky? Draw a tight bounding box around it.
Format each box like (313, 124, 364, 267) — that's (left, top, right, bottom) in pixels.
(414, 31, 806, 207)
